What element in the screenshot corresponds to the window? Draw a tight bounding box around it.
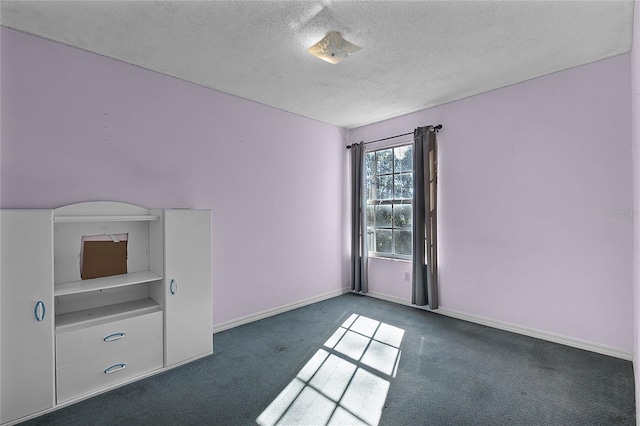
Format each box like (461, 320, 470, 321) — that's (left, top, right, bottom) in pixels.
(365, 144, 413, 258)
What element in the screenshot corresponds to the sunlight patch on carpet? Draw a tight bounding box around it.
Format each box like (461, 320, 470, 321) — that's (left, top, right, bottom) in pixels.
(256, 314, 404, 426)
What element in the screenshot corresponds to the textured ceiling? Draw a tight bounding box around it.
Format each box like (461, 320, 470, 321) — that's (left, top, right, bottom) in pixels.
(0, 1, 635, 129)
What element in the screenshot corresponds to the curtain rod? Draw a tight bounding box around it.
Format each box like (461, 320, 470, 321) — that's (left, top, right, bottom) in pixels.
(346, 124, 442, 149)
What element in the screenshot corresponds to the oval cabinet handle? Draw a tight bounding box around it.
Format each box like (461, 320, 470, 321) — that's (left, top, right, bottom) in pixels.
(170, 279, 177, 295)
(104, 332, 126, 342)
(34, 301, 46, 322)
(104, 363, 126, 374)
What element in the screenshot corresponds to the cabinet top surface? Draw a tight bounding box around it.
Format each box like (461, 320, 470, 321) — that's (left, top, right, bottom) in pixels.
(54, 201, 151, 217)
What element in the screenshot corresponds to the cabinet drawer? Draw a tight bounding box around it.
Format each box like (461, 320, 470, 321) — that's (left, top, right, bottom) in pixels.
(56, 340, 163, 403)
(56, 310, 162, 368)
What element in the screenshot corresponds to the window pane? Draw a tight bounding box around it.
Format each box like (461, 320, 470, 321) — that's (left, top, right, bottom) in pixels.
(376, 175, 393, 200)
(376, 149, 393, 175)
(366, 227, 375, 252)
(365, 176, 374, 200)
(394, 145, 413, 173)
(375, 229, 393, 253)
(365, 152, 375, 177)
(393, 204, 412, 228)
(394, 230, 412, 255)
(366, 205, 375, 225)
(394, 173, 413, 199)
(374, 205, 392, 227)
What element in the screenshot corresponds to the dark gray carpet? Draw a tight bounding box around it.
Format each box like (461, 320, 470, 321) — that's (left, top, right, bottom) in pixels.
(21, 293, 634, 425)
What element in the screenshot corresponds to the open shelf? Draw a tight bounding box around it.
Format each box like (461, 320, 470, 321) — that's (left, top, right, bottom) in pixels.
(54, 214, 160, 223)
(55, 298, 161, 331)
(54, 271, 163, 296)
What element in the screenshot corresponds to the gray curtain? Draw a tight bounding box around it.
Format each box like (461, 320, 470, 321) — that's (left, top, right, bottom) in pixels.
(350, 142, 368, 293)
(412, 127, 438, 308)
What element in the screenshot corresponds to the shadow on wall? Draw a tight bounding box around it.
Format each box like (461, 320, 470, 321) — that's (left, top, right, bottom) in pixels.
(256, 313, 405, 426)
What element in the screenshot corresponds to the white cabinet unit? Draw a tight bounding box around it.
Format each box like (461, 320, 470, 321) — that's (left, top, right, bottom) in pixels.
(0, 202, 213, 425)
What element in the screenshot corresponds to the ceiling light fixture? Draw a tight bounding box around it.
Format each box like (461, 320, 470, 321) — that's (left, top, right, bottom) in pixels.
(307, 31, 361, 64)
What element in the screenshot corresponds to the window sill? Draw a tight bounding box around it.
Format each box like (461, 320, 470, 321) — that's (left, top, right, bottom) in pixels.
(368, 254, 411, 263)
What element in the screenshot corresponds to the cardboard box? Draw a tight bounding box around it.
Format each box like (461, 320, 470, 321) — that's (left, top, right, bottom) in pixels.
(81, 240, 128, 280)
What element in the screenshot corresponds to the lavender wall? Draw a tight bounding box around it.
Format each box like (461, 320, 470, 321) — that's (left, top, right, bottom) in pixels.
(351, 53, 633, 352)
(0, 28, 348, 326)
(631, 0, 640, 415)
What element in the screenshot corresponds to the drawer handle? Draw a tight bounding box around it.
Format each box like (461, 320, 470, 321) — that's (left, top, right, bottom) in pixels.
(104, 332, 126, 342)
(34, 301, 46, 322)
(104, 363, 126, 374)
(170, 279, 177, 295)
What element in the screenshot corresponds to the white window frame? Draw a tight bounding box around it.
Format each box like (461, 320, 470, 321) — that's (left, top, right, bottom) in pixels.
(364, 140, 413, 261)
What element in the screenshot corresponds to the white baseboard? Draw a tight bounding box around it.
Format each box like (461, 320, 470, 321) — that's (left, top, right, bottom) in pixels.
(435, 308, 632, 361)
(367, 291, 632, 361)
(212, 287, 351, 334)
(212, 289, 632, 361)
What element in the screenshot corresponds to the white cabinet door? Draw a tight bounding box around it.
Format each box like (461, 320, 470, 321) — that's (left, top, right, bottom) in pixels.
(163, 210, 212, 366)
(1, 210, 54, 424)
